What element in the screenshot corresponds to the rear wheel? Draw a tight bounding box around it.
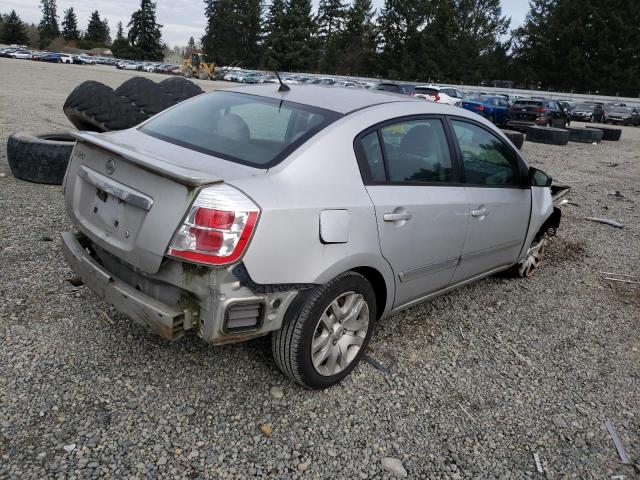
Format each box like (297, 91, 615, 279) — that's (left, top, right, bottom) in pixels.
(272, 272, 376, 389)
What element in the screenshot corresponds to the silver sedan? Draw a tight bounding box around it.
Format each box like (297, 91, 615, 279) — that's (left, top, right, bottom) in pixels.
(62, 84, 562, 388)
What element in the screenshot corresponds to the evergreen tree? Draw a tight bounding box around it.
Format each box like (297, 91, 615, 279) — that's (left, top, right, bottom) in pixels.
(115, 21, 125, 41)
(38, 0, 59, 47)
(128, 0, 164, 60)
(1, 10, 29, 45)
(185, 36, 197, 57)
(335, 0, 378, 75)
(316, 0, 346, 71)
(281, 0, 317, 71)
(235, 0, 262, 67)
(61, 7, 79, 41)
(85, 10, 109, 45)
(262, 0, 288, 69)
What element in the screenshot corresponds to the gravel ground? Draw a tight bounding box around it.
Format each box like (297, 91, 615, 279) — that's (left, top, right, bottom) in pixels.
(1, 58, 639, 479)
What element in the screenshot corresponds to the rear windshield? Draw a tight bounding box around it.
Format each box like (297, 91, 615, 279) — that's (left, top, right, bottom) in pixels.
(414, 87, 439, 95)
(575, 103, 595, 109)
(610, 107, 631, 113)
(140, 91, 340, 168)
(513, 100, 542, 107)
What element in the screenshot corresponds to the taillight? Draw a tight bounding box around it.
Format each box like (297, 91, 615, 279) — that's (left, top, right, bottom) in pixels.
(167, 184, 260, 266)
(435, 95, 440, 102)
(532, 107, 545, 113)
(473, 104, 485, 111)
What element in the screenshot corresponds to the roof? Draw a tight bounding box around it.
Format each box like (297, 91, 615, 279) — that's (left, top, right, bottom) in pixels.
(224, 84, 420, 114)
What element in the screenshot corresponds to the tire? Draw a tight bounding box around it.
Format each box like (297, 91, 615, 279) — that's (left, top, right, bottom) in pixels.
(7, 132, 75, 185)
(63, 81, 147, 132)
(184, 68, 193, 78)
(115, 77, 174, 116)
(526, 126, 570, 146)
(272, 271, 376, 389)
(501, 129, 524, 150)
(587, 126, 622, 141)
(158, 77, 204, 103)
(508, 236, 546, 278)
(566, 127, 603, 143)
(198, 69, 209, 80)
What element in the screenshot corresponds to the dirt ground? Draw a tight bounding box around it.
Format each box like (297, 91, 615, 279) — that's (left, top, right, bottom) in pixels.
(0, 57, 639, 479)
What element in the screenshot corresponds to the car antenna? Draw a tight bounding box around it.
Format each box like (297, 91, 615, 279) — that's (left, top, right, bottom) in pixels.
(274, 71, 290, 92)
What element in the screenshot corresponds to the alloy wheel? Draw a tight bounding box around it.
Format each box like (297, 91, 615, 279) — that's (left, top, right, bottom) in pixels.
(311, 292, 369, 376)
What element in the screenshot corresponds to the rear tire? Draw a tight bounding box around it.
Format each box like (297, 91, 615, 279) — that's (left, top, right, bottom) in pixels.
(272, 272, 376, 389)
(7, 132, 75, 185)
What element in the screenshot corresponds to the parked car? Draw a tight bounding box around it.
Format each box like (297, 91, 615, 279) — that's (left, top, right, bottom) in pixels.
(461, 96, 510, 125)
(375, 82, 415, 95)
(311, 78, 337, 85)
(570, 102, 604, 123)
(506, 98, 570, 131)
(61, 85, 561, 388)
(334, 80, 360, 88)
(9, 49, 32, 59)
(39, 53, 62, 63)
(604, 106, 640, 126)
(413, 85, 464, 106)
(60, 54, 74, 64)
(73, 55, 96, 65)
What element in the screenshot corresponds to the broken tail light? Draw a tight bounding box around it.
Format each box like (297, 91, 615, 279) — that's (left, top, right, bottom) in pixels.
(167, 184, 260, 266)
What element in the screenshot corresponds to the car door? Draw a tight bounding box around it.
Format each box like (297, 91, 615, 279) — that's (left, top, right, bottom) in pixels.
(355, 117, 469, 308)
(448, 119, 531, 283)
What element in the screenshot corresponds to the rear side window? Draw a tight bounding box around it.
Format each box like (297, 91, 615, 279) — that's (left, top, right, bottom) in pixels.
(379, 119, 454, 183)
(451, 121, 520, 187)
(141, 91, 340, 168)
(360, 132, 386, 182)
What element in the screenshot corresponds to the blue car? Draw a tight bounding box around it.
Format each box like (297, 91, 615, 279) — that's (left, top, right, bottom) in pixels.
(461, 96, 510, 125)
(39, 53, 61, 63)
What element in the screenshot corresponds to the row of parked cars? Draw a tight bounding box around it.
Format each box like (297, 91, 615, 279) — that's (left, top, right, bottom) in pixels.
(115, 60, 181, 75)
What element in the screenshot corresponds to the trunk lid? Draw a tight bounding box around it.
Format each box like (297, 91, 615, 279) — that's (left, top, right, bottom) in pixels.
(64, 130, 262, 274)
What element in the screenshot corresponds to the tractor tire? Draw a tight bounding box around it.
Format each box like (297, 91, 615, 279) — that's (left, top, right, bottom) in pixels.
(63, 81, 147, 132)
(565, 127, 603, 143)
(184, 68, 193, 78)
(586, 125, 622, 141)
(158, 77, 204, 103)
(7, 132, 75, 185)
(501, 129, 525, 150)
(526, 126, 570, 146)
(198, 69, 209, 80)
(115, 77, 174, 116)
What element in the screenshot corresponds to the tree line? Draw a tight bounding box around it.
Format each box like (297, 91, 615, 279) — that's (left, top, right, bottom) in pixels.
(2, 1, 638, 96)
(0, 0, 164, 60)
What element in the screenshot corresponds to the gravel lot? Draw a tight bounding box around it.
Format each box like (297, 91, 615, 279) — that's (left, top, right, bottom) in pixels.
(1, 58, 639, 479)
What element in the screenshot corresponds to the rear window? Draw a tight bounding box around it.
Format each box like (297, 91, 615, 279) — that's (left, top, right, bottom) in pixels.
(513, 100, 543, 107)
(610, 107, 631, 113)
(414, 87, 439, 96)
(140, 91, 340, 168)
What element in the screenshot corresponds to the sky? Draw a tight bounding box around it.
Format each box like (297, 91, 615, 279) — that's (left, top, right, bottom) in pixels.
(6, 0, 531, 48)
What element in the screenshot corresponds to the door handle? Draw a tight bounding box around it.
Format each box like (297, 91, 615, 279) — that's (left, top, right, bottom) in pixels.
(471, 208, 489, 217)
(384, 212, 413, 222)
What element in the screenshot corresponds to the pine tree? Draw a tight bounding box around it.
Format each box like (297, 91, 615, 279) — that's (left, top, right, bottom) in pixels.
(316, 0, 346, 71)
(1, 10, 29, 45)
(85, 10, 109, 45)
(61, 7, 79, 41)
(102, 18, 111, 44)
(115, 21, 125, 41)
(38, 0, 59, 47)
(262, 0, 288, 69)
(186, 36, 197, 56)
(335, 0, 378, 75)
(202, 0, 237, 65)
(281, 0, 317, 71)
(128, 0, 164, 60)
(235, 0, 262, 67)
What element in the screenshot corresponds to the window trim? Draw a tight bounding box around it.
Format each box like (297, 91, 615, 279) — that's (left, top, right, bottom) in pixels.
(445, 115, 530, 189)
(353, 114, 463, 187)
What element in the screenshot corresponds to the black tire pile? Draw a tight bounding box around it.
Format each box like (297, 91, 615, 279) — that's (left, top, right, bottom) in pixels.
(7, 77, 204, 184)
(526, 124, 622, 146)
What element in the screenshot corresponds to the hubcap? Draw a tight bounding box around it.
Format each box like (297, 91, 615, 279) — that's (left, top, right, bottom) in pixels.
(311, 292, 369, 376)
(518, 238, 546, 277)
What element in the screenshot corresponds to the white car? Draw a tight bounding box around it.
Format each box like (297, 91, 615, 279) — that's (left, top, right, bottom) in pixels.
(414, 86, 465, 106)
(334, 81, 359, 88)
(143, 64, 157, 73)
(60, 54, 73, 64)
(10, 50, 32, 59)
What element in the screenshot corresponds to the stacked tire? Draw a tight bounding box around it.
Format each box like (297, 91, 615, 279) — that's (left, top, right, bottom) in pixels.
(565, 127, 603, 143)
(587, 125, 622, 141)
(526, 126, 570, 146)
(8, 77, 204, 185)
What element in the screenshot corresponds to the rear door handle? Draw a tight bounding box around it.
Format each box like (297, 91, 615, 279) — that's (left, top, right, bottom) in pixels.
(384, 212, 413, 222)
(471, 209, 489, 217)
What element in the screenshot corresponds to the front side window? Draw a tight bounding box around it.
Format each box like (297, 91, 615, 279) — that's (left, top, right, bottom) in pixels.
(379, 119, 454, 183)
(141, 91, 339, 167)
(451, 121, 520, 186)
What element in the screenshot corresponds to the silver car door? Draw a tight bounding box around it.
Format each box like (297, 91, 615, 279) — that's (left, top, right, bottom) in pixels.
(356, 117, 469, 308)
(448, 119, 531, 283)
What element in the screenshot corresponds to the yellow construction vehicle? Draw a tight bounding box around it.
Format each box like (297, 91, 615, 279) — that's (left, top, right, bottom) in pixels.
(181, 53, 215, 80)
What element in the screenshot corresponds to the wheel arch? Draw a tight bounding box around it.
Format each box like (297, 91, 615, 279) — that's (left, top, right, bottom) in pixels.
(351, 266, 389, 321)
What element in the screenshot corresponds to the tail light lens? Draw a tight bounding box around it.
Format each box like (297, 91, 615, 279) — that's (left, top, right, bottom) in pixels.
(532, 107, 545, 113)
(167, 184, 260, 266)
(434, 95, 440, 102)
(473, 104, 485, 111)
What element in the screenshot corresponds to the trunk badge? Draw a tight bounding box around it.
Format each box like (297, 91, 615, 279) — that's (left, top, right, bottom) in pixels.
(105, 158, 116, 175)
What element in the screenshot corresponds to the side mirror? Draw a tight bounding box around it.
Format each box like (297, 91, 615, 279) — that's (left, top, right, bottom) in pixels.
(529, 167, 552, 187)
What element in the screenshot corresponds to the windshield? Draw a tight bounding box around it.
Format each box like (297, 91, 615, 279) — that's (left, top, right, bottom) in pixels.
(141, 91, 340, 168)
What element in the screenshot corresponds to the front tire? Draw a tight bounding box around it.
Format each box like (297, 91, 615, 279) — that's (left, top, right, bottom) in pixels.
(272, 271, 376, 389)
(509, 236, 546, 278)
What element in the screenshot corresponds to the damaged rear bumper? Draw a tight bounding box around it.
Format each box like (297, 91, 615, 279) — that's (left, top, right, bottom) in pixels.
(61, 231, 190, 339)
